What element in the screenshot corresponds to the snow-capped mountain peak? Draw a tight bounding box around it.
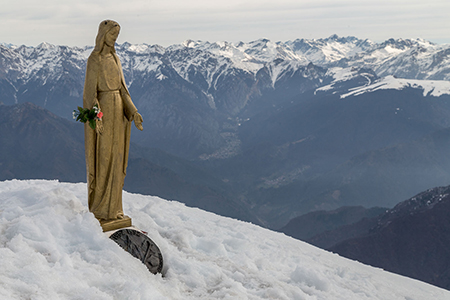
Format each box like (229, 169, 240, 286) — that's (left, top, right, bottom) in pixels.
(182, 39, 201, 48)
(36, 41, 55, 50)
(0, 42, 16, 49)
(173, 38, 307, 74)
(285, 35, 376, 65)
(380, 37, 435, 51)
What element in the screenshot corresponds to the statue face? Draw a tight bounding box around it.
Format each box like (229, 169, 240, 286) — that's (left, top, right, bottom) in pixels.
(105, 25, 120, 47)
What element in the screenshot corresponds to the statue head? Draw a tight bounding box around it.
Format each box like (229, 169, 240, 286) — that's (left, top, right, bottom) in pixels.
(93, 20, 121, 54)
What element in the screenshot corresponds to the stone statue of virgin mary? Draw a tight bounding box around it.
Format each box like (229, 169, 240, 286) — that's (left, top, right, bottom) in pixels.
(83, 20, 143, 231)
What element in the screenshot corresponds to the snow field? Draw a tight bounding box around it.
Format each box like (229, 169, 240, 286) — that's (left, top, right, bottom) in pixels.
(341, 75, 450, 98)
(0, 180, 449, 299)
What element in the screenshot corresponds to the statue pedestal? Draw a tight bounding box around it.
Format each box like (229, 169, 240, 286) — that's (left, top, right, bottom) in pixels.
(100, 215, 132, 232)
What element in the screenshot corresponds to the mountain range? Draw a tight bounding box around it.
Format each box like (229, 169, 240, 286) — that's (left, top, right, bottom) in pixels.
(1, 35, 450, 229)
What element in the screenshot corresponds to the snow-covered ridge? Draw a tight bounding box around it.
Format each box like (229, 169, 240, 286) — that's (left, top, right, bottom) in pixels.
(314, 66, 450, 98)
(3, 35, 450, 81)
(1, 35, 450, 101)
(0, 42, 15, 49)
(341, 75, 450, 98)
(1, 180, 449, 299)
(315, 67, 377, 93)
(0, 43, 91, 83)
(285, 34, 376, 65)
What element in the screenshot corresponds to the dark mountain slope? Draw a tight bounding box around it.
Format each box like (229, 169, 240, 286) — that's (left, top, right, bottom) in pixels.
(0, 103, 257, 223)
(217, 89, 450, 227)
(0, 102, 85, 182)
(297, 126, 450, 212)
(278, 206, 386, 241)
(327, 186, 450, 290)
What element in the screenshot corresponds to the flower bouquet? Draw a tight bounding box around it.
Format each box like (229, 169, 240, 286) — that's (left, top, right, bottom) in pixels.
(73, 104, 103, 130)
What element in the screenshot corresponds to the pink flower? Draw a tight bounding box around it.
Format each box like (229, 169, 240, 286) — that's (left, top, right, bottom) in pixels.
(97, 111, 103, 120)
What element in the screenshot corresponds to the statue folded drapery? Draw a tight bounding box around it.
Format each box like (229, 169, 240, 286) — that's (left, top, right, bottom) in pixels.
(83, 20, 143, 223)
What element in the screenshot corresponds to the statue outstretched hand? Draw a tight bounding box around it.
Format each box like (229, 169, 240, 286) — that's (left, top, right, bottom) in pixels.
(134, 112, 143, 131)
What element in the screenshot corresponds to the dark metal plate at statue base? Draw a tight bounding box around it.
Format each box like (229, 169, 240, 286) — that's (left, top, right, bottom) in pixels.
(109, 228, 163, 274)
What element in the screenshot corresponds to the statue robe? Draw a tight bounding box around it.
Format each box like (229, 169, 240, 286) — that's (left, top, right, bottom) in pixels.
(83, 51, 137, 221)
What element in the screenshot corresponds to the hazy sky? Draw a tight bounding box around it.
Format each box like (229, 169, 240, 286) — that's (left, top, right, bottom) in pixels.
(1, 0, 449, 47)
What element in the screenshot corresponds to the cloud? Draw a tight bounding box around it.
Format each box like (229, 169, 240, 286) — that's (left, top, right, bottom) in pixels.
(0, 0, 449, 46)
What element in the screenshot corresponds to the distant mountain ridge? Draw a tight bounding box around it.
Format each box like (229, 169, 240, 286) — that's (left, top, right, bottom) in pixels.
(323, 185, 450, 290)
(279, 185, 450, 290)
(1, 35, 449, 105)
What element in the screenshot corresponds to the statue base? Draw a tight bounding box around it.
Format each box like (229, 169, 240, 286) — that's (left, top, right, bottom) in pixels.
(100, 216, 132, 232)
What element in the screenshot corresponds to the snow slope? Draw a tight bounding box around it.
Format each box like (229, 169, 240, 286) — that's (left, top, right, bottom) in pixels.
(314, 67, 450, 98)
(341, 75, 450, 98)
(1, 180, 448, 300)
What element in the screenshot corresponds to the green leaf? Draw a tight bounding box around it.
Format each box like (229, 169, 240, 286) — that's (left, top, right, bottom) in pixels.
(89, 119, 96, 130)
